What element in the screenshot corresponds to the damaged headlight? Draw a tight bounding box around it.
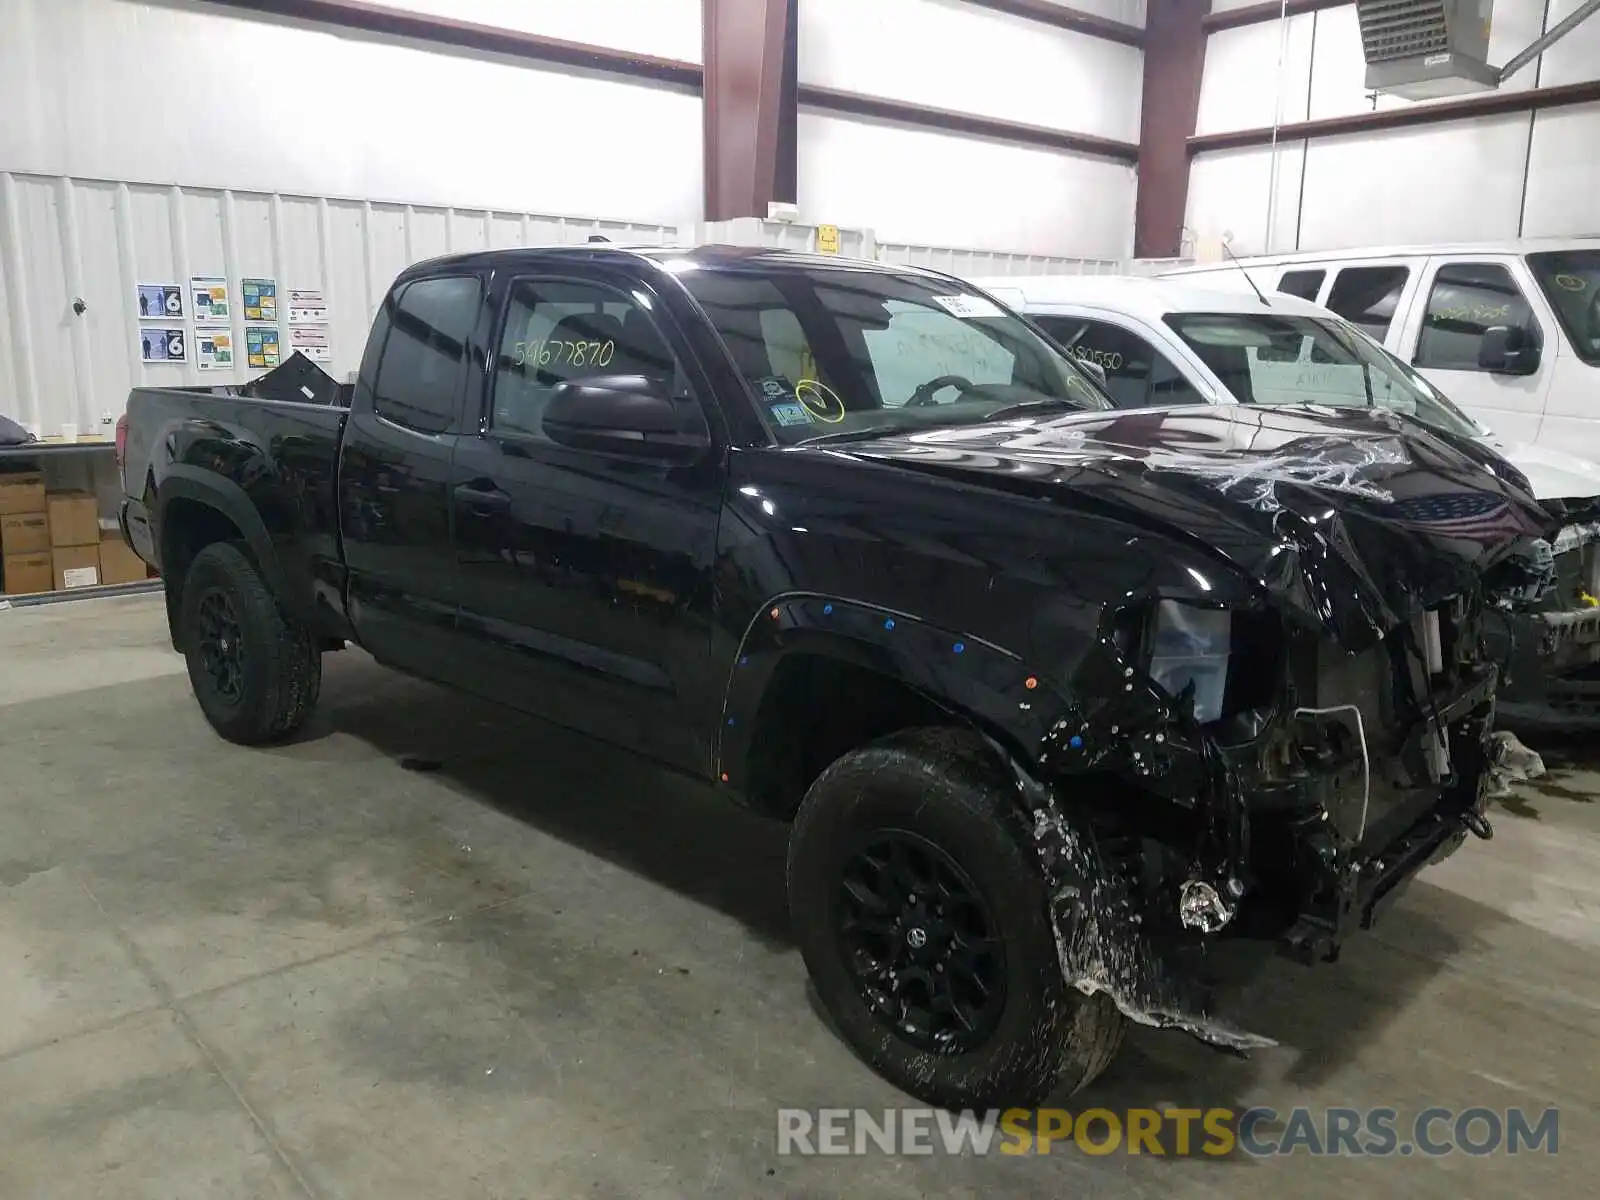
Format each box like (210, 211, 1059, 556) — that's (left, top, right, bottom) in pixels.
(1149, 601, 1231, 723)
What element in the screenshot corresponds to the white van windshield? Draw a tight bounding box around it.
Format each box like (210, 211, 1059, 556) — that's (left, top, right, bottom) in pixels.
(1165, 312, 1482, 438)
(1528, 250, 1600, 365)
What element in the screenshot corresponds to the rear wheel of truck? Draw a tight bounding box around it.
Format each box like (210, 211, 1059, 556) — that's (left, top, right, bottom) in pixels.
(787, 727, 1124, 1109)
(179, 541, 322, 745)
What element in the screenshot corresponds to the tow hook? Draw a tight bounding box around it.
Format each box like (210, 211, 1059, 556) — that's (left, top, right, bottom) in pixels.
(1463, 810, 1494, 841)
(1179, 879, 1238, 933)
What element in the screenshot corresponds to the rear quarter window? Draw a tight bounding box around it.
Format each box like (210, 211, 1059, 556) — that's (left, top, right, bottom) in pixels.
(372, 275, 483, 435)
(1325, 266, 1409, 341)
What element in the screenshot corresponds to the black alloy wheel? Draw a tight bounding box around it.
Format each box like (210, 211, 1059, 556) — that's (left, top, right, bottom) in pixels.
(838, 830, 1006, 1054)
(178, 541, 323, 744)
(788, 727, 1126, 1108)
(194, 587, 245, 705)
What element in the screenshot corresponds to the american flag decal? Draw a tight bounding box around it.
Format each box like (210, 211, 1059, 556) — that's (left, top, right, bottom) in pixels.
(1389, 491, 1533, 545)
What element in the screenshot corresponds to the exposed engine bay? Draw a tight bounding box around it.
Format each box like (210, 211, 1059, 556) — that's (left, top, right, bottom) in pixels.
(992, 428, 1562, 1049)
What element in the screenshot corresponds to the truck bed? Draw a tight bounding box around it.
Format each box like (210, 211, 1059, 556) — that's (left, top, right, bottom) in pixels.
(121, 385, 350, 633)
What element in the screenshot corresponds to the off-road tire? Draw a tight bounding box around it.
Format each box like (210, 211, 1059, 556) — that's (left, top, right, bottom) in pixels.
(179, 541, 321, 745)
(788, 727, 1124, 1109)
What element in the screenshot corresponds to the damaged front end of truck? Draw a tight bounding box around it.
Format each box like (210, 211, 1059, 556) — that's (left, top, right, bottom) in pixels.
(996, 424, 1559, 1051)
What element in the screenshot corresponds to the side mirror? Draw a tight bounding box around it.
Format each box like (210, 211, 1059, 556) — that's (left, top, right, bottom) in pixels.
(1478, 326, 1542, 376)
(541, 374, 710, 462)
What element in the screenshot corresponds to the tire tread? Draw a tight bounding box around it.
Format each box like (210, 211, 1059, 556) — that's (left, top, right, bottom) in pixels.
(181, 541, 321, 744)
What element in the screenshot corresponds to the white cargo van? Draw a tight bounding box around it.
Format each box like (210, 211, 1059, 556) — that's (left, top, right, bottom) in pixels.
(965, 273, 1600, 728)
(1158, 238, 1600, 460)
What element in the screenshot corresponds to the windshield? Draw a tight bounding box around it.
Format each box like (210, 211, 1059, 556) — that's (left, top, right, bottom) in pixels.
(671, 263, 1108, 443)
(1165, 311, 1482, 439)
(1527, 250, 1600, 365)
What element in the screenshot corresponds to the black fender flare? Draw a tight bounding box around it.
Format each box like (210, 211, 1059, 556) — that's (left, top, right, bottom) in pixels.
(713, 592, 1070, 787)
(154, 465, 292, 606)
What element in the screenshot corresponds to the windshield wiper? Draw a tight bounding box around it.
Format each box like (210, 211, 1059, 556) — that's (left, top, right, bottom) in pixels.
(975, 398, 1093, 423)
(796, 398, 1092, 446)
(796, 424, 906, 446)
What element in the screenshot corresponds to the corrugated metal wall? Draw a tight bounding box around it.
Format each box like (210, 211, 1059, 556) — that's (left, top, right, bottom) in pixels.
(874, 242, 1120, 277)
(0, 172, 680, 440)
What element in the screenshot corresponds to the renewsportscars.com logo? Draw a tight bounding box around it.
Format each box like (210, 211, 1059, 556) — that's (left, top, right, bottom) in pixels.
(776, 1106, 1560, 1158)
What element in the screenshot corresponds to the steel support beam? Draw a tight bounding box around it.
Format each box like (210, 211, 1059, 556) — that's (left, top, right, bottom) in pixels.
(1500, 0, 1600, 83)
(1134, 0, 1211, 258)
(200, 0, 701, 87)
(1188, 78, 1600, 153)
(703, 0, 797, 221)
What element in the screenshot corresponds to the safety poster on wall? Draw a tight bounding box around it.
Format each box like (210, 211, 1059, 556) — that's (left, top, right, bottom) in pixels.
(139, 327, 186, 363)
(191, 276, 231, 326)
(241, 278, 278, 323)
(246, 326, 282, 369)
(288, 325, 332, 362)
(136, 283, 184, 321)
(196, 331, 234, 370)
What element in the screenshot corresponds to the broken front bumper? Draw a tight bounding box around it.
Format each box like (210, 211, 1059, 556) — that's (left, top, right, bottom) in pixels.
(1027, 606, 1501, 1052)
(1244, 662, 1499, 964)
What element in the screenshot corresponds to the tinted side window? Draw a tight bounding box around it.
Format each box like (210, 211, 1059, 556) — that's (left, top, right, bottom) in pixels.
(373, 276, 481, 434)
(1033, 316, 1205, 409)
(1415, 263, 1537, 371)
(1325, 266, 1409, 340)
(1277, 269, 1325, 300)
(492, 277, 681, 441)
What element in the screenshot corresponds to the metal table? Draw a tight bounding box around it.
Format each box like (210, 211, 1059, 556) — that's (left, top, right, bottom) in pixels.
(0, 439, 116, 459)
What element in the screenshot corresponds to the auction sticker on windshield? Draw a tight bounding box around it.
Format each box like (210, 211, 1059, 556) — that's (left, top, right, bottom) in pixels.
(933, 295, 1004, 319)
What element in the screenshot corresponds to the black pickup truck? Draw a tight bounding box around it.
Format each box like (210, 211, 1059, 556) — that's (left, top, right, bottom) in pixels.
(120, 245, 1556, 1108)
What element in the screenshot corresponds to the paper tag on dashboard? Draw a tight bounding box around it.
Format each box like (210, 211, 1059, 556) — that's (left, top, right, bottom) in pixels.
(933, 294, 1004, 319)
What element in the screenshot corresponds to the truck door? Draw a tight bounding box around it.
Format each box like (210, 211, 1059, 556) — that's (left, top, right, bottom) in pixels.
(1526, 248, 1600, 461)
(449, 265, 723, 774)
(1404, 257, 1551, 445)
(338, 273, 482, 681)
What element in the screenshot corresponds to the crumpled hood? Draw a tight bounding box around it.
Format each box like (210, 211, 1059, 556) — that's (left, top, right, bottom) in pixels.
(840, 405, 1557, 647)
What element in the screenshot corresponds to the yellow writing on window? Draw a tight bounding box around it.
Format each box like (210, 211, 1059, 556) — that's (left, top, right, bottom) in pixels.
(512, 339, 616, 368)
(1431, 304, 1512, 325)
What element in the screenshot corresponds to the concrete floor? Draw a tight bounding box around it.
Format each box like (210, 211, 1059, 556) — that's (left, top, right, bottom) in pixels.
(1, 593, 1595, 1199)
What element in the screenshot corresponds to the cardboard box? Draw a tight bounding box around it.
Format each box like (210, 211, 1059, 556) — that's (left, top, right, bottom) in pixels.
(47, 491, 100, 548)
(53, 545, 101, 590)
(3, 551, 53, 596)
(0, 510, 51, 556)
(0, 470, 45, 516)
(99, 534, 148, 585)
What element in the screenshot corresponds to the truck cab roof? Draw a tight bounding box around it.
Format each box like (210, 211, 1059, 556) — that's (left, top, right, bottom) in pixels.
(396, 243, 955, 284)
(969, 274, 1334, 322)
(1160, 234, 1600, 271)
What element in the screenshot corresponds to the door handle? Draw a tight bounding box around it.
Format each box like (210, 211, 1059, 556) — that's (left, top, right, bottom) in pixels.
(453, 481, 512, 516)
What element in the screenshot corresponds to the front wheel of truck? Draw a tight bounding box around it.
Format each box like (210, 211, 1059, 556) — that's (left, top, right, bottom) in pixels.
(787, 727, 1124, 1109)
(179, 541, 322, 745)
